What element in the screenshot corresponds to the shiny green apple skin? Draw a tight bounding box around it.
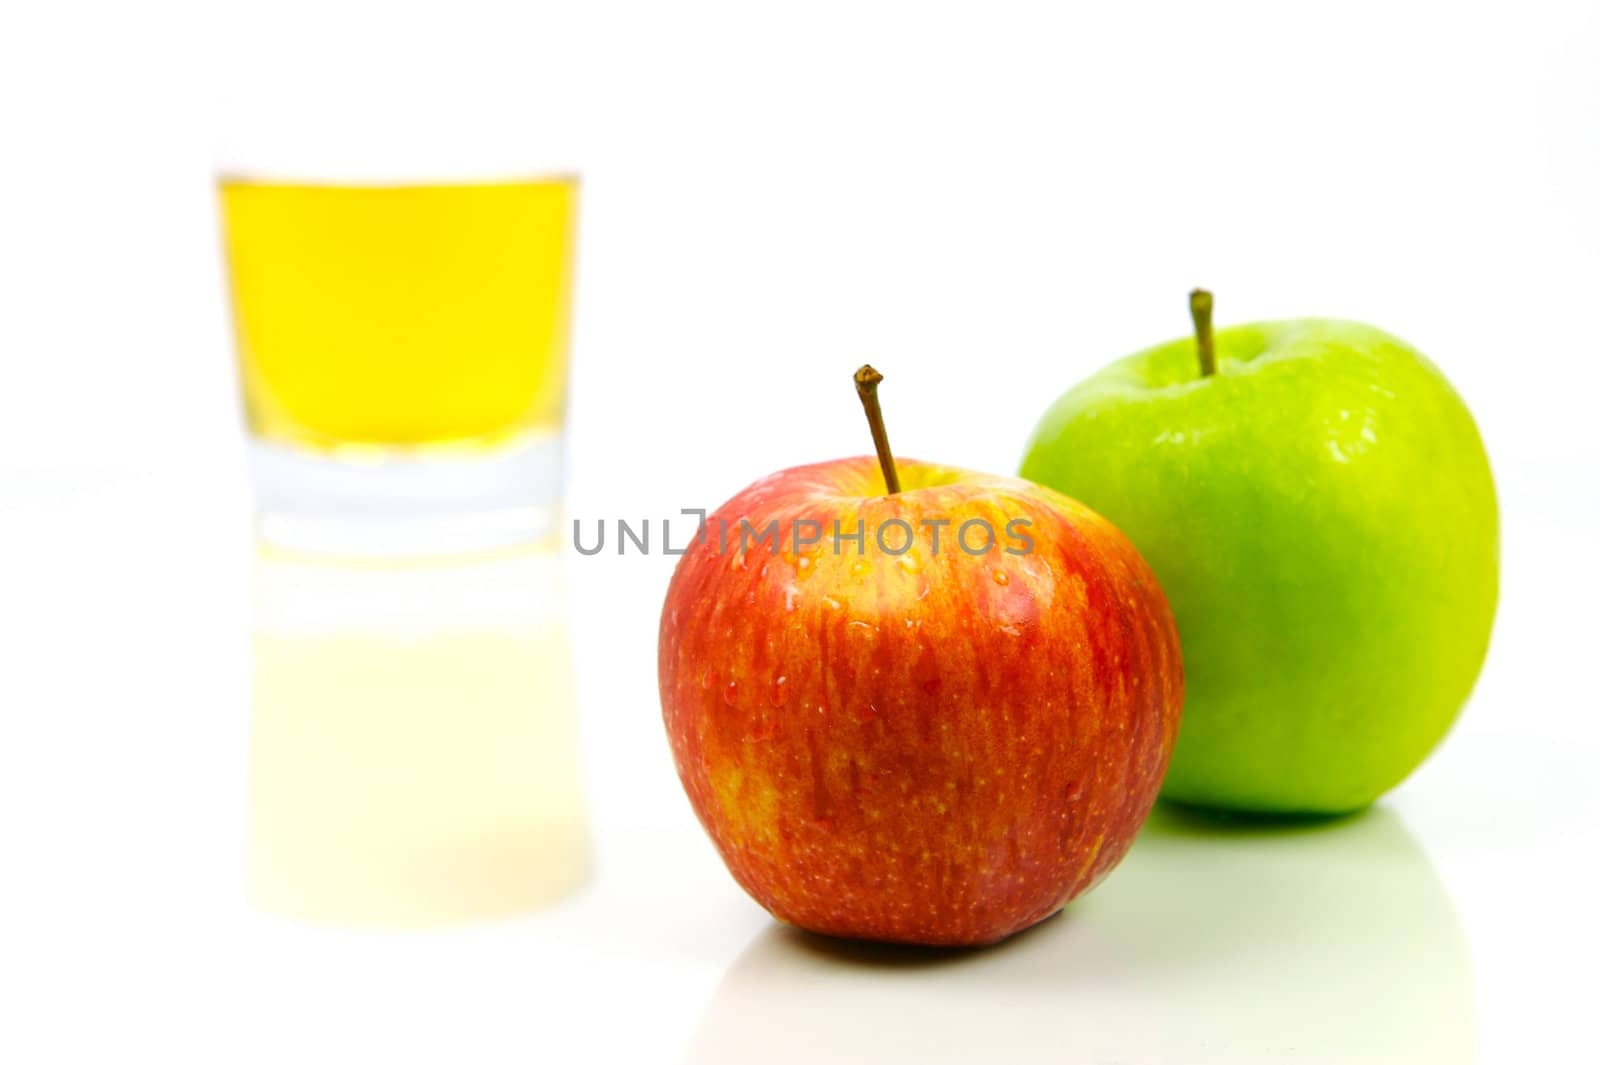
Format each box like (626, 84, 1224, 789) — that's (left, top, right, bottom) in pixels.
(1020, 320, 1497, 815)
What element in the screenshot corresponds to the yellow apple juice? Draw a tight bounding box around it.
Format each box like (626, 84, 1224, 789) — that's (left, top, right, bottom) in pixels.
(219, 178, 576, 454)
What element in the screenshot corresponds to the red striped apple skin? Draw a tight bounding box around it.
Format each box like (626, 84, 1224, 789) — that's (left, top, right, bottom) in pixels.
(659, 457, 1183, 947)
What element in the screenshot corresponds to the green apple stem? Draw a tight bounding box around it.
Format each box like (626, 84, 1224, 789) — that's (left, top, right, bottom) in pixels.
(853, 364, 902, 495)
(1190, 288, 1217, 377)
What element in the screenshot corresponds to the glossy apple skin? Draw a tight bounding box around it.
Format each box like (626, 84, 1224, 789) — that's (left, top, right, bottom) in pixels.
(1021, 320, 1497, 815)
(659, 457, 1182, 946)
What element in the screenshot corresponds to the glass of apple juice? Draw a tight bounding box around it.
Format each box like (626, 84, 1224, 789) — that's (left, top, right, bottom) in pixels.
(217, 175, 578, 555)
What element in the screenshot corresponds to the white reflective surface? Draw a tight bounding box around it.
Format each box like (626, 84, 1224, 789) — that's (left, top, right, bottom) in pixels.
(690, 806, 1472, 1064)
(2, 470, 1591, 1064)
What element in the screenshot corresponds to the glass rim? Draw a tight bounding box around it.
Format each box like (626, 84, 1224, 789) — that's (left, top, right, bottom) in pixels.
(215, 168, 581, 190)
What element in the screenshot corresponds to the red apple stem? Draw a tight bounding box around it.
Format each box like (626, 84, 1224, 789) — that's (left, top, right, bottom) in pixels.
(1190, 288, 1217, 377)
(853, 364, 902, 494)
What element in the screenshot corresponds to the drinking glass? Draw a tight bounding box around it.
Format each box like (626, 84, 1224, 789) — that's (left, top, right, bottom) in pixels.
(218, 175, 578, 554)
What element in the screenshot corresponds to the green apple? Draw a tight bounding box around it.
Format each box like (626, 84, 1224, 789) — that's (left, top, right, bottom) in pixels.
(1019, 292, 1497, 815)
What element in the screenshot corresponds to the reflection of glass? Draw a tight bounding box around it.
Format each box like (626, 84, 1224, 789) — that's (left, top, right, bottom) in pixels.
(688, 807, 1474, 1064)
(247, 542, 588, 926)
(218, 177, 577, 554)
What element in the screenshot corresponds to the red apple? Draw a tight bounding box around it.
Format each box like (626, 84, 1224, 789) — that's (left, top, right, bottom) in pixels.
(658, 368, 1183, 946)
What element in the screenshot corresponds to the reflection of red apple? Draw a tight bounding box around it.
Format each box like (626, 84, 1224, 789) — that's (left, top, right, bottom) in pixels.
(658, 368, 1183, 946)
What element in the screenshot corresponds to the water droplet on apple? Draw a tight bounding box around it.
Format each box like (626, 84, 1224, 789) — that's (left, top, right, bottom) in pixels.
(897, 554, 921, 576)
(783, 584, 799, 612)
(723, 680, 739, 707)
(821, 595, 843, 611)
(992, 569, 1010, 586)
(769, 675, 789, 707)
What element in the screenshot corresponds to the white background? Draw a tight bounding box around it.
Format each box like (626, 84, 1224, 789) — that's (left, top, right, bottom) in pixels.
(2, 2, 1597, 1062)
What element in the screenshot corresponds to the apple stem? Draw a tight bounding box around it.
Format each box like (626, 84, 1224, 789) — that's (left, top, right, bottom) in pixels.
(853, 364, 902, 495)
(1190, 288, 1217, 377)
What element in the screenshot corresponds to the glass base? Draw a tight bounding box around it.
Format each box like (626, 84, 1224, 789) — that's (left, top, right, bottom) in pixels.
(249, 432, 563, 557)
